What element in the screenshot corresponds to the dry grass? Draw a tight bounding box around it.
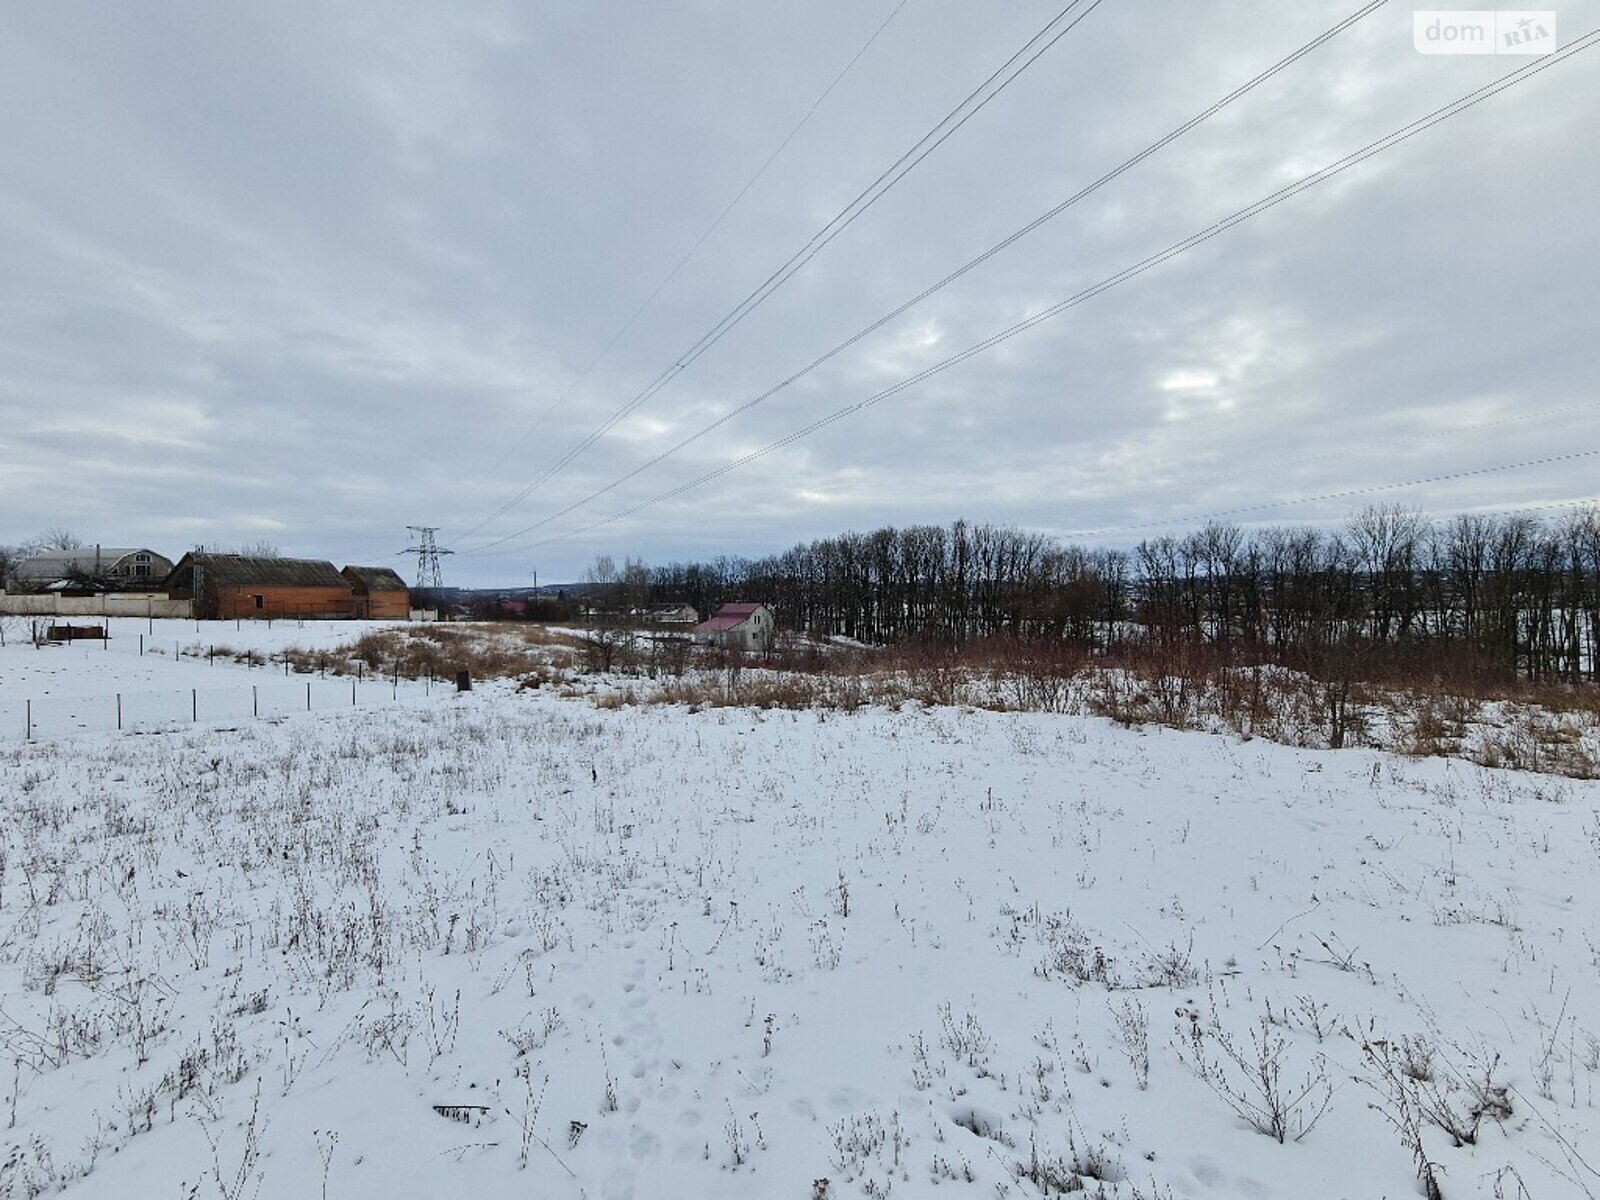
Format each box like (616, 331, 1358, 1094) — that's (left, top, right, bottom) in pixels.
(262, 622, 1598, 778)
(1471, 712, 1598, 778)
(653, 671, 884, 712)
(571, 633, 1600, 778)
(269, 623, 579, 682)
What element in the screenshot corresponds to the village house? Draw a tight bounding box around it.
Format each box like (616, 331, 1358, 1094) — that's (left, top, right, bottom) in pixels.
(641, 603, 699, 626)
(11, 546, 173, 592)
(341, 566, 412, 620)
(164, 553, 356, 620)
(693, 602, 775, 651)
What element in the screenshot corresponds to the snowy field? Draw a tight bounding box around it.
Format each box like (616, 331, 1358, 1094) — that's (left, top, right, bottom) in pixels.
(1, 642, 1598, 1199)
(0, 618, 440, 740)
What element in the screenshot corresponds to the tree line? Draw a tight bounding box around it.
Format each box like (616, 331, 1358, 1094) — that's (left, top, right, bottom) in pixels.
(635, 506, 1600, 683)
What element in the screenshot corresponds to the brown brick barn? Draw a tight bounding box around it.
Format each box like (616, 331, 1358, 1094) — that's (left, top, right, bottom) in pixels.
(341, 566, 411, 620)
(164, 553, 356, 620)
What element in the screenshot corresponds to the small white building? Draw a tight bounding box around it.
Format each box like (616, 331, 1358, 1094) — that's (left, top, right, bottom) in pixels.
(693, 603, 775, 651)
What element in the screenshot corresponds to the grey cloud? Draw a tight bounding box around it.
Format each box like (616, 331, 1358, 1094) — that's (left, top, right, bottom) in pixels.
(2, 0, 1595, 582)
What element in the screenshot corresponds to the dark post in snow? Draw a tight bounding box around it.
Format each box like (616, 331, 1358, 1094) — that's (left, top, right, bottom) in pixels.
(456, 670, 472, 693)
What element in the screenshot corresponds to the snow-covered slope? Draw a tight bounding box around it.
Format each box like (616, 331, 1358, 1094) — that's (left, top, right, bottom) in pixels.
(0, 664, 1596, 1198)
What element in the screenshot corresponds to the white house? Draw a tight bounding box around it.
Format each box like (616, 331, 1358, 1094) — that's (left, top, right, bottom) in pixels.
(693, 602, 775, 651)
(11, 547, 173, 592)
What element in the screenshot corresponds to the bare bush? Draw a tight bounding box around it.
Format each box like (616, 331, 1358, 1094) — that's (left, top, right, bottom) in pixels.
(1176, 1011, 1332, 1144)
(1112, 997, 1151, 1090)
(1034, 911, 1119, 988)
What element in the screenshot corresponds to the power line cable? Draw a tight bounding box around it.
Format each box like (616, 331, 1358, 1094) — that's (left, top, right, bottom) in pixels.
(452, 0, 1110, 543)
(460, 27, 1599, 557)
(1114, 493, 1600, 537)
(1056, 448, 1600, 537)
(1423, 495, 1600, 523)
(458, 0, 1391, 549)
(1055, 397, 1600, 515)
(348, 402, 1596, 567)
(451, 0, 913, 516)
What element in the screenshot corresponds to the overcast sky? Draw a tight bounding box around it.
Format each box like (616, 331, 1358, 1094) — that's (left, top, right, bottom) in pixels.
(2, 0, 1596, 585)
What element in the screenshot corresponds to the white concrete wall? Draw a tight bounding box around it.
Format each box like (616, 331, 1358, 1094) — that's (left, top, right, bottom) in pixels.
(0, 592, 193, 618)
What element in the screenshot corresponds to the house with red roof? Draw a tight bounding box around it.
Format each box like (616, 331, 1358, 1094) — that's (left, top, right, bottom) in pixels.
(693, 602, 775, 651)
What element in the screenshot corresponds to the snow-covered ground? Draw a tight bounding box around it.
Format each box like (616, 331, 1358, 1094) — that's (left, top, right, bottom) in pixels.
(0, 641, 1597, 1199)
(0, 618, 442, 740)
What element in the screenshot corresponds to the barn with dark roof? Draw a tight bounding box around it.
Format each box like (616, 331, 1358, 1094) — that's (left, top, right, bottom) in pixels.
(164, 553, 355, 620)
(341, 566, 411, 620)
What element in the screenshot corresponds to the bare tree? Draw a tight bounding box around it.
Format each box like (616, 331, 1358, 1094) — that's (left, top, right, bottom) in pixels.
(583, 555, 622, 611)
(28, 527, 82, 552)
(621, 557, 651, 613)
(578, 555, 635, 672)
(575, 506, 1600, 686)
(581, 624, 635, 673)
(1348, 505, 1426, 643)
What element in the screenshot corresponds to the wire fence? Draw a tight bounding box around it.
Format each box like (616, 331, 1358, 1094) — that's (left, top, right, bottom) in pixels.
(3, 627, 349, 669)
(3, 622, 443, 683)
(0, 676, 446, 743)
